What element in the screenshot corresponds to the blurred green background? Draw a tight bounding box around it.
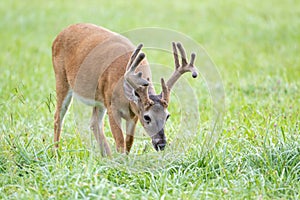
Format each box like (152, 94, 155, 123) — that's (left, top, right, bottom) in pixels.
(0, 0, 299, 199)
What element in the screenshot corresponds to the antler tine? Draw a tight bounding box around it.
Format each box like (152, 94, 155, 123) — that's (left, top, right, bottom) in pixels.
(161, 78, 170, 105)
(176, 43, 188, 66)
(128, 52, 145, 73)
(127, 43, 143, 68)
(172, 42, 180, 69)
(190, 53, 197, 78)
(164, 42, 198, 97)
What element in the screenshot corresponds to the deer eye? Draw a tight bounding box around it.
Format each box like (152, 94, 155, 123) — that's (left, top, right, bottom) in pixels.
(143, 115, 151, 124)
(166, 114, 170, 121)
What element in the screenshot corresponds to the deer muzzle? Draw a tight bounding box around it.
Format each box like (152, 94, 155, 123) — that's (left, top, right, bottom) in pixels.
(151, 129, 167, 151)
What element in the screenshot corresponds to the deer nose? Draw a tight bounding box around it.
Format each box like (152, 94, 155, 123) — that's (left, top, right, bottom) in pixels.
(156, 142, 166, 151)
(152, 139, 167, 151)
(151, 129, 167, 151)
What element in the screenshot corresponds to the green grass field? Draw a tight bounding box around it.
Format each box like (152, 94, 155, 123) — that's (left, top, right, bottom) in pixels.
(1, 0, 299, 199)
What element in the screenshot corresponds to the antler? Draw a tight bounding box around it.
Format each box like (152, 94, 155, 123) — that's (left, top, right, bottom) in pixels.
(124, 44, 152, 106)
(160, 78, 169, 105)
(161, 42, 198, 103)
(124, 44, 149, 89)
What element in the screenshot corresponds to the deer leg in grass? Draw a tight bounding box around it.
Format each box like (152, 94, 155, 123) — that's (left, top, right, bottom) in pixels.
(125, 117, 138, 153)
(90, 106, 111, 157)
(54, 85, 72, 148)
(108, 109, 125, 153)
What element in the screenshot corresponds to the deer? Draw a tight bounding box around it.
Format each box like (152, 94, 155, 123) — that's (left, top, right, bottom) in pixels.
(52, 23, 198, 157)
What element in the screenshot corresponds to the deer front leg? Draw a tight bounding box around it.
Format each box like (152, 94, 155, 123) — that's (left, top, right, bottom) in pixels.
(125, 117, 138, 154)
(90, 106, 111, 157)
(108, 109, 125, 153)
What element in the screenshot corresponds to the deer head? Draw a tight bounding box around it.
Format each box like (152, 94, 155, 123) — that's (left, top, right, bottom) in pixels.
(123, 42, 198, 151)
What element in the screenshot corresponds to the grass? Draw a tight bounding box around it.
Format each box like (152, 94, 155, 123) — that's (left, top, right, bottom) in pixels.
(1, 0, 299, 199)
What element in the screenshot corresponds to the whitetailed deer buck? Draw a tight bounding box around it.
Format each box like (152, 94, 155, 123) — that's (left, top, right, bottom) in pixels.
(52, 23, 198, 156)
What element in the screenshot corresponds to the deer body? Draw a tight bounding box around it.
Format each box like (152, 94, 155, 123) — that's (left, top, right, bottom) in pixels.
(52, 23, 198, 156)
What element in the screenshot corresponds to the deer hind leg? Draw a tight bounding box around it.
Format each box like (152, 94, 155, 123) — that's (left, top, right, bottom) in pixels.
(54, 79, 73, 148)
(90, 106, 111, 157)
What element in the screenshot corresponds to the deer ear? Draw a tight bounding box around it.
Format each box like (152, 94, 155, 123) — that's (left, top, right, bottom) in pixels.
(123, 79, 139, 103)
